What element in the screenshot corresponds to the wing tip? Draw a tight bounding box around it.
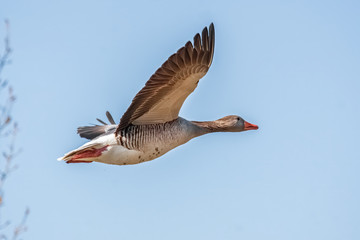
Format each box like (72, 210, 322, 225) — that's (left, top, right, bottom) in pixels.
(209, 22, 214, 31)
(208, 22, 215, 67)
(106, 111, 116, 124)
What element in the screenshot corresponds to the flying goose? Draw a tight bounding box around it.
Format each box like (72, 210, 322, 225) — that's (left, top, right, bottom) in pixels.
(58, 23, 258, 165)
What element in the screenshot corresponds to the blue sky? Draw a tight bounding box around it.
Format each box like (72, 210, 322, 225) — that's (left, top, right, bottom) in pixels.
(1, 0, 360, 239)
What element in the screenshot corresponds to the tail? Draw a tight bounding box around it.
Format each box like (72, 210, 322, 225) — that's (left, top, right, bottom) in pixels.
(58, 111, 116, 163)
(57, 144, 109, 163)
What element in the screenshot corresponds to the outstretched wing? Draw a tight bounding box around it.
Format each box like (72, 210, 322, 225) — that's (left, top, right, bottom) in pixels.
(117, 23, 215, 131)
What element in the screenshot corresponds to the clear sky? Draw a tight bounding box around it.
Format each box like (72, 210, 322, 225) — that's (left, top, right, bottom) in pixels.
(1, 0, 360, 239)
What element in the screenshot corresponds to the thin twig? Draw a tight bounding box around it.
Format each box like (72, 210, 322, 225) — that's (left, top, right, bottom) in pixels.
(0, 19, 28, 240)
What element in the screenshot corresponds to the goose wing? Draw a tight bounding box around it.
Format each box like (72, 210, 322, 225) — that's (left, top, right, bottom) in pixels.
(117, 23, 215, 131)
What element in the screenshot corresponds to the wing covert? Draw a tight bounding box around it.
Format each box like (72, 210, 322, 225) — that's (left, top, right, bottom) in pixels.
(117, 23, 215, 131)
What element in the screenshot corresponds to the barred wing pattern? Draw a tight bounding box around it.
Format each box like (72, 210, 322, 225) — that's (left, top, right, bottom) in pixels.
(117, 23, 215, 131)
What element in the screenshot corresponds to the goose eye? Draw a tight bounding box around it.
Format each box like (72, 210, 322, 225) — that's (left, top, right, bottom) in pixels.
(237, 117, 240, 121)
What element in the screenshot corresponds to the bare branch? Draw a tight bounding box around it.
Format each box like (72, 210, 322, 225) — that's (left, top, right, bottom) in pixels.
(0, 19, 11, 75)
(0, 19, 29, 240)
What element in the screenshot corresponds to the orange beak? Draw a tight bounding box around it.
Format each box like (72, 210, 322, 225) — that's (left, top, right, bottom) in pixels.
(244, 121, 259, 131)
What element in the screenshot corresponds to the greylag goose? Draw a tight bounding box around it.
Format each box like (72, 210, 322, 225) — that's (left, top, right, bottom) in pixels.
(58, 23, 258, 165)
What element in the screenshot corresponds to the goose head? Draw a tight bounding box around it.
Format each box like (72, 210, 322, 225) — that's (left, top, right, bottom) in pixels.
(214, 115, 258, 132)
(192, 115, 258, 133)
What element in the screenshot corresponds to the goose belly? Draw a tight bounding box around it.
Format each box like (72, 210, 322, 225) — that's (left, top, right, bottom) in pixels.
(97, 132, 190, 165)
(97, 136, 188, 165)
(95, 145, 144, 165)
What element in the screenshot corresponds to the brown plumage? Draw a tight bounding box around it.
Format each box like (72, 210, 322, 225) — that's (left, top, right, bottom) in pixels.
(117, 23, 215, 132)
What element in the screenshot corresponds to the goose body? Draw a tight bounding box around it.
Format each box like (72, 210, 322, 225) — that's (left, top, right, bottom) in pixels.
(64, 118, 200, 165)
(58, 23, 258, 166)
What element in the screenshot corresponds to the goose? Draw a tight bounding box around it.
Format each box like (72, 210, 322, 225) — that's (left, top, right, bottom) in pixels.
(58, 23, 258, 165)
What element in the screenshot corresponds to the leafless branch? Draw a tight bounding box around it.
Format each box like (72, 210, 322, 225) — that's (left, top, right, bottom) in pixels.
(0, 19, 28, 240)
(0, 19, 11, 75)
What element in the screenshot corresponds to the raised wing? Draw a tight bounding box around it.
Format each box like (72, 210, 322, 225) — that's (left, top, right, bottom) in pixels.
(117, 23, 215, 131)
